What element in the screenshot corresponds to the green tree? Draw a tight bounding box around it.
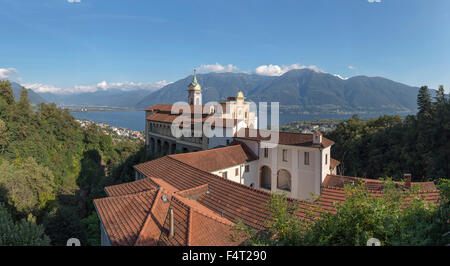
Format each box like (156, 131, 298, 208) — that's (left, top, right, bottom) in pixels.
(44, 207, 87, 246)
(0, 203, 50, 246)
(233, 179, 444, 246)
(417, 85, 432, 117)
(0, 158, 55, 216)
(0, 119, 8, 153)
(81, 211, 101, 246)
(0, 80, 14, 105)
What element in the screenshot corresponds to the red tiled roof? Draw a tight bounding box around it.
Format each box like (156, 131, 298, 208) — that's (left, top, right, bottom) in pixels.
(322, 174, 438, 192)
(330, 158, 340, 170)
(145, 104, 214, 114)
(134, 156, 273, 230)
(146, 112, 240, 129)
(104, 177, 157, 197)
(94, 175, 242, 246)
(95, 154, 441, 246)
(168, 143, 257, 172)
(93, 189, 159, 246)
(234, 128, 335, 148)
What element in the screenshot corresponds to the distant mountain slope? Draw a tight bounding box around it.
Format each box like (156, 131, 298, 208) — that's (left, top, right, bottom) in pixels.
(38, 89, 151, 107)
(135, 72, 272, 109)
(136, 69, 422, 114)
(10, 81, 47, 104)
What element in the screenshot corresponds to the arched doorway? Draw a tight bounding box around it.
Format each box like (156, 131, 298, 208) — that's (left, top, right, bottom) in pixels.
(163, 141, 169, 155)
(182, 147, 189, 153)
(260, 166, 271, 190)
(156, 140, 162, 155)
(171, 143, 176, 154)
(277, 169, 291, 192)
(150, 138, 155, 154)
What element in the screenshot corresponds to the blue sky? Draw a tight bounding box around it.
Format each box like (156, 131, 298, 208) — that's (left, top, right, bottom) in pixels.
(1, 0, 449, 93)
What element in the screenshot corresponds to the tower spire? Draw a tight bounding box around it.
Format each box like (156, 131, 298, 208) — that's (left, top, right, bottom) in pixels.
(188, 68, 202, 105)
(191, 69, 198, 86)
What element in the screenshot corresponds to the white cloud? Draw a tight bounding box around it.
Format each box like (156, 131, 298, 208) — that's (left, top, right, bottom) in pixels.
(0, 68, 18, 79)
(368, 0, 381, 3)
(67, 0, 81, 3)
(254, 64, 324, 76)
(196, 63, 239, 73)
(23, 80, 172, 94)
(348, 65, 356, 70)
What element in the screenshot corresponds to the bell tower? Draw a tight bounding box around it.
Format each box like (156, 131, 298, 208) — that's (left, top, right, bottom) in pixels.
(188, 69, 202, 105)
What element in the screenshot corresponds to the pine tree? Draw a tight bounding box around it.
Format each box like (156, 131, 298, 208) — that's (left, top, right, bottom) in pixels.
(417, 86, 432, 117)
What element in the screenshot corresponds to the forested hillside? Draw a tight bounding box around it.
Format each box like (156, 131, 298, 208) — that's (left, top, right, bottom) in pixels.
(0, 80, 152, 246)
(325, 85, 450, 181)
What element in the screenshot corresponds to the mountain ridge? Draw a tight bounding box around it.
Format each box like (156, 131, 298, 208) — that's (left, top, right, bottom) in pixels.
(27, 69, 442, 115)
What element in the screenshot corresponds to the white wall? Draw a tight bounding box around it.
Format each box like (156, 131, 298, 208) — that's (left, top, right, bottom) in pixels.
(211, 161, 258, 187)
(256, 143, 326, 200)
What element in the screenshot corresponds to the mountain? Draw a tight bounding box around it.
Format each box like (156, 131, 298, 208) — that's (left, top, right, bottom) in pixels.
(37, 89, 152, 108)
(135, 69, 423, 114)
(135, 72, 272, 109)
(10, 81, 47, 105)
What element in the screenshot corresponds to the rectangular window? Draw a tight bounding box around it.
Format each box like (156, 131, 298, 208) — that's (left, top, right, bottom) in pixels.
(304, 152, 310, 165)
(325, 154, 328, 165)
(222, 172, 227, 178)
(282, 149, 288, 162)
(245, 165, 250, 172)
(264, 148, 269, 158)
(235, 168, 239, 176)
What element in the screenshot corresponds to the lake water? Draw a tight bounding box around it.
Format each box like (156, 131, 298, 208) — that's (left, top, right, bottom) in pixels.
(71, 110, 402, 132)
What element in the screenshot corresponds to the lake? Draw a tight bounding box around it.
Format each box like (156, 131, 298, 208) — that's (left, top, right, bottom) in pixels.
(71, 110, 403, 132)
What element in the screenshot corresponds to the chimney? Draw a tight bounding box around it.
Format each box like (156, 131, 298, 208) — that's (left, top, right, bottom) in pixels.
(313, 131, 323, 145)
(404, 174, 412, 189)
(169, 208, 174, 238)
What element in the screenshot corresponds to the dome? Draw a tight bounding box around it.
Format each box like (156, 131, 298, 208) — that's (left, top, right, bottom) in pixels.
(237, 91, 244, 99)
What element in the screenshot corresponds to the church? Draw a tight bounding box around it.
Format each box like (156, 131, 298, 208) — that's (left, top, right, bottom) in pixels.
(92, 72, 440, 246)
(144, 70, 257, 155)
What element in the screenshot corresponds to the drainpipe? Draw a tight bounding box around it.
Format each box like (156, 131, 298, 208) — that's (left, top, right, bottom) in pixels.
(169, 208, 174, 238)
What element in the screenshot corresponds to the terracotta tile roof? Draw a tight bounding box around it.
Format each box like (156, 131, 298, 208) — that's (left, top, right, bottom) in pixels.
(146, 112, 240, 129)
(95, 153, 441, 246)
(93, 189, 159, 246)
(134, 156, 273, 230)
(234, 128, 335, 148)
(330, 158, 340, 170)
(94, 173, 246, 246)
(104, 177, 157, 197)
(145, 104, 214, 114)
(322, 174, 438, 192)
(168, 143, 257, 172)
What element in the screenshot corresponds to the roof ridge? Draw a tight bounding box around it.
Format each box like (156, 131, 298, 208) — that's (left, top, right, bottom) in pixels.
(95, 187, 158, 201)
(175, 184, 209, 197)
(171, 194, 234, 227)
(164, 156, 275, 197)
(134, 188, 162, 245)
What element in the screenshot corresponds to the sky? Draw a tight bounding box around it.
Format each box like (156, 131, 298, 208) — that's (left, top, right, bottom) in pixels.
(1, 0, 449, 94)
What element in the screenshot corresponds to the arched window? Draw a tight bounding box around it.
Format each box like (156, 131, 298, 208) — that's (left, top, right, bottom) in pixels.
(196, 98, 200, 105)
(260, 166, 271, 190)
(277, 169, 291, 192)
